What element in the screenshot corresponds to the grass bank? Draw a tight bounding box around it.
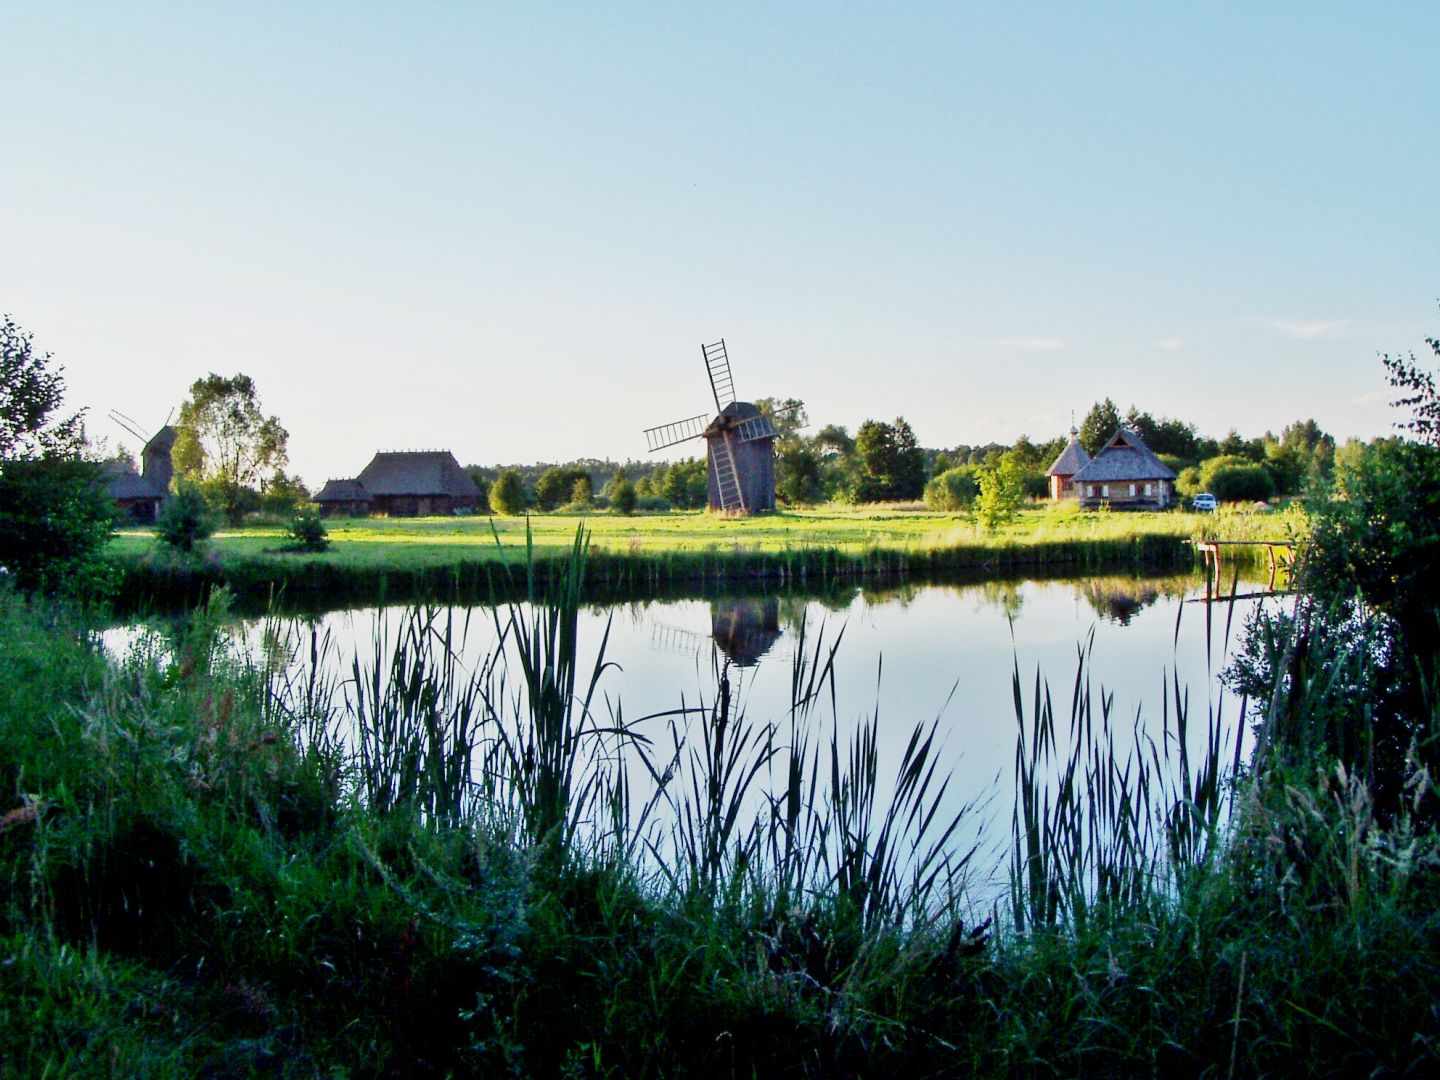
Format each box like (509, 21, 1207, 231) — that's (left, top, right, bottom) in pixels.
(4, 518, 1434, 1076)
(107, 503, 1292, 611)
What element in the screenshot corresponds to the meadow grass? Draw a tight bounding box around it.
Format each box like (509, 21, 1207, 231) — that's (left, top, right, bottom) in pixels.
(105, 501, 1295, 611)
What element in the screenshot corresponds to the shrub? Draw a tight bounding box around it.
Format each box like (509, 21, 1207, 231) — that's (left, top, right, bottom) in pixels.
(0, 456, 115, 597)
(923, 466, 979, 511)
(288, 510, 329, 552)
(610, 477, 637, 515)
(490, 470, 526, 516)
(155, 484, 215, 552)
(1209, 463, 1274, 503)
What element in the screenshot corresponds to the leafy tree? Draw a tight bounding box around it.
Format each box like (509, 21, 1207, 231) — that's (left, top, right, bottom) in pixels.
(0, 315, 85, 459)
(0, 317, 114, 595)
(975, 455, 1027, 531)
(261, 470, 312, 515)
(567, 476, 593, 510)
(1382, 329, 1440, 445)
(776, 441, 825, 506)
(173, 373, 289, 525)
(661, 458, 707, 509)
(535, 467, 591, 511)
(155, 483, 215, 553)
(609, 475, 637, 515)
(755, 397, 809, 441)
(1078, 399, 1123, 455)
(489, 469, 526, 516)
(850, 417, 925, 503)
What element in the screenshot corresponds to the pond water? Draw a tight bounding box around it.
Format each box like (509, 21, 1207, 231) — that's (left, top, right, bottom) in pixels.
(117, 569, 1273, 901)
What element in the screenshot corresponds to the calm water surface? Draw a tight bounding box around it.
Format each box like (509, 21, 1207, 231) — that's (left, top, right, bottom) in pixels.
(120, 571, 1269, 896)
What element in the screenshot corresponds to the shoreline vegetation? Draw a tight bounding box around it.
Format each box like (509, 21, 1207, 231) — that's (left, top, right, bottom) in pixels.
(107, 504, 1290, 612)
(5, 512, 1435, 1076)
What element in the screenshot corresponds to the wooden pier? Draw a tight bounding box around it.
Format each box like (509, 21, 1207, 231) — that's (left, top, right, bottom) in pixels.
(1189, 538, 1299, 601)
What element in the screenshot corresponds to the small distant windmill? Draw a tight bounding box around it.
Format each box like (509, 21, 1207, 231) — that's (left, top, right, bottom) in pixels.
(642, 339, 783, 513)
(109, 410, 178, 493)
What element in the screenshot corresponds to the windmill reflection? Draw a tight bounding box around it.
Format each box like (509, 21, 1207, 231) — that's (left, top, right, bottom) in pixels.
(709, 597, 782, 668)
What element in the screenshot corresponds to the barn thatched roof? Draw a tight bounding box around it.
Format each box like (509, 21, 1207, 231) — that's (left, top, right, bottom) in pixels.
(356, 451, 481, 499)
(1071, 428, 1176, 483)
(1046, 430, 1091, 477)
(314, 479, 370, 503)
(102, 461, 166, 500)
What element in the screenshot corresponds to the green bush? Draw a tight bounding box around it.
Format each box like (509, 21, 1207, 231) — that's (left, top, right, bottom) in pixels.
(1209, 463, 1274, 503)
(0, 456, 115, 597)
(489, 469, 526, 516)
(288, 510, 329, 552)
(610, 476, 637, 515)
(923, 466, 979, 511)
(155, 484, 215, 552)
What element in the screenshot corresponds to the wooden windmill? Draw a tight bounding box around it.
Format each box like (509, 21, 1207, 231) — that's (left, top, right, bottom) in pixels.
(642, 340, 780, 513)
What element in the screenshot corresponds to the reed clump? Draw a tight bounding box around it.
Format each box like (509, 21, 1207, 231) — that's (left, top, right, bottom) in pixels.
(3, 520, 1437, 1076)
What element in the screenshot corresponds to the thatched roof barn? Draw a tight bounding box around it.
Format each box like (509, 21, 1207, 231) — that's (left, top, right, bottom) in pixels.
(313, 479, 372, 518)
(103, 461, 167, 523)
(354, 450, 481, 517)
(1070, 427, 1177, 510)
(1046, 426, 1092, 500)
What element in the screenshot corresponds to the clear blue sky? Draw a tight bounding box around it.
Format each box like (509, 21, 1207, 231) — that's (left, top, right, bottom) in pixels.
(6, 2, 1437, 484)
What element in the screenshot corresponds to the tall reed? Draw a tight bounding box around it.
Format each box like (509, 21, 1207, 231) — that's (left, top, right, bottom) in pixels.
(1010, 613, 1240, 931)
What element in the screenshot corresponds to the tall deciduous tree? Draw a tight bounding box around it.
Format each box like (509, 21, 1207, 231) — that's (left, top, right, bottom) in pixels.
(172, 374, 289, 525)
(1, 315, 84, 459)
(850, 417, 926, 503)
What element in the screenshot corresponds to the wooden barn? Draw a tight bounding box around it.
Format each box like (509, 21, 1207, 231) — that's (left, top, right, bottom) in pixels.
(1070, 427, 1177, 510)
(1046, 425, 1092, 500)
(353, 450, 481, 517)
(312, 479, 373, 518)
(104, 425, 176, 523)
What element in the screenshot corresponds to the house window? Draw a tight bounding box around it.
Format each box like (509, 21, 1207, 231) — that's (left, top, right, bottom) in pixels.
(1144, 483, 1153, 497)
(1101, 484, 1109, 498)
(1129, 484, 1138, 497)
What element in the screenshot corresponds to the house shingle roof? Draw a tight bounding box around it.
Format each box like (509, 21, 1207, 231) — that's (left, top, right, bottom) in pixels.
(1070, 428, 1176, 483)
(356, 451, 481, 499)
(1047, 433, 1091, 477)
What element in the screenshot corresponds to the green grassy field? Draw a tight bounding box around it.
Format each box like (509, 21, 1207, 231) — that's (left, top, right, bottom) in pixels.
(106, 502, 1301, 611)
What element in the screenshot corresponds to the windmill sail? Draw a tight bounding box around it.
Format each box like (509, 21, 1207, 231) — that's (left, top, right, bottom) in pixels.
(703, 340, 736, 413)
(644, 414, 709, 453)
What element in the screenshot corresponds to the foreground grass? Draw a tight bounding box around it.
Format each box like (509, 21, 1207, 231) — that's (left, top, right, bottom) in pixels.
(107, 502, 1295, 610)
(3, 569, 1435, 1077)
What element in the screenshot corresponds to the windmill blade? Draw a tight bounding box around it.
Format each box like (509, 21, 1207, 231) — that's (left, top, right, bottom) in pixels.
(644, 414, 709, 453)
(702, 339, 736, 412)
(734, 415, 779, 443)
(108, 410, 150, 444)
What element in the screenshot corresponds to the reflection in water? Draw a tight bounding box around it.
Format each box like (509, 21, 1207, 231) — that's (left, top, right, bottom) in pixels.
(709, 597, 782, 667)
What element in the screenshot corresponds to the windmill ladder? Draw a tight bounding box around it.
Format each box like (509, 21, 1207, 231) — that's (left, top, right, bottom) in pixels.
(713, 431, 746, 511)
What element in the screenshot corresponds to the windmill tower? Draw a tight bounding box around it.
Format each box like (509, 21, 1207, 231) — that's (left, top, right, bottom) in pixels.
(110, 411, 178, 493)
(642, 340, 781, 513)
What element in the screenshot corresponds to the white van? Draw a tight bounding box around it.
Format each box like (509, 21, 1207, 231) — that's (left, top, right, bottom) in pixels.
(1192, 493, 1217, 512)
